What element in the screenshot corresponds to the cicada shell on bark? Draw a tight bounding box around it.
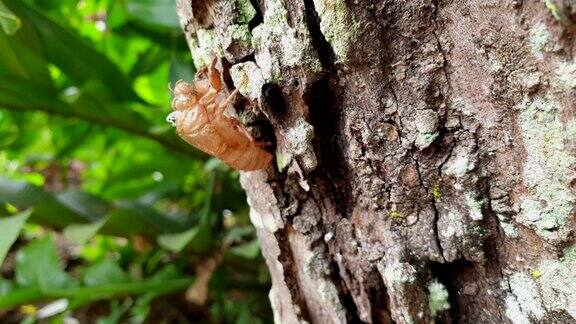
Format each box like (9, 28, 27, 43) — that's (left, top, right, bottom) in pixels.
(167, 58, 273, 171)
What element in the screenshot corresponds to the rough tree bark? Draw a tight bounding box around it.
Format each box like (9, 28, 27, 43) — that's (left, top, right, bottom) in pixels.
(176, 0, 576, 322)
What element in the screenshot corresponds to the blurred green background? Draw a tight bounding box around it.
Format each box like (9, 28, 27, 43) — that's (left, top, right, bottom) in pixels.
(0, 0, 271, 322)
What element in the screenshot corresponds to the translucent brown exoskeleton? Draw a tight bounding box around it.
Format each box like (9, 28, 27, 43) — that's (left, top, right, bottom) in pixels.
(167, 58, 273, 171)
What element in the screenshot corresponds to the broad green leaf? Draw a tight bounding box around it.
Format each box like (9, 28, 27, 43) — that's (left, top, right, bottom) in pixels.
(82, 259, 130, 286)
(0, 277, 193, 309)
(0, 0, 20, 35)
(126, 0, 181, 30)
(0, 277, 13, 296)
(130, 46, 168, 79)
(229, 240, 261, 260)
(102, 203, 184, 237)
(57, 191, 109, 221)
(0, 178, 186, 237)
(158, 223, 213, 253)
(15, 237, 77, 290)
(5, 0, 139, 101)
(63, 216, 109, 245)
(0, 22, 51, 85)
(0, 76, 204, 158)
(96, 299, 133, 324)
(0, 177, 87, 227)
(0, 209, 31, 265)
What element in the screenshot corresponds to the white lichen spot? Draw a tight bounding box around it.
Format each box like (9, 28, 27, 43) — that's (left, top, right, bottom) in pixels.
(446, 154, 475, 178)
(465, 194, 485, 221)
(530, 22, 549, 59)
(506, 246, 576, 321)
(317, 280, 347, 323)
(378, 260, 417, 287)
(312, 0, 358, 62)
(285, 119, 317, 172)
(489, 54, 503, 73)
(275, 149, 292, 172)
(505, 295, 531, 324)
(567, 120, 576, 139)
(506, 272, 546, 322)
(441, 212, 465, 239)
(517, 98, 575, 241)
(414, 109, 439, 150)
(555, 61, 576, 89)
(428, 281, 450, 317)
(230, 62, 265, 100)
(499, 220, 519, 238)
(537, 247, 576, 318)
(247, 198, 283, 232)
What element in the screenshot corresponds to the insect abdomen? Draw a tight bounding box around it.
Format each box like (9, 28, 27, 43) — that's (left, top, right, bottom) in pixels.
(222, 144, 273, 171)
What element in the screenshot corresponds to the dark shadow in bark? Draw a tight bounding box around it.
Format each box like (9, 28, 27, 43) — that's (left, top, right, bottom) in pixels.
(429, 259, 475, 323)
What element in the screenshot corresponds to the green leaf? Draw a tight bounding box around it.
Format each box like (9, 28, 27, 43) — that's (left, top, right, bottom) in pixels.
(15, 237, 76, 290)
(0, 178, 186, 238)
(57, 191, 109, 221)
(0, 177, 87, 227)
(0, 277, 13, 296)
(0, 277, 193, 309)
(0, 209, 31, 265)
(0, 0, 21, 35)
(126, 0, 181, 30)
(0, 76, 205, 158)
(5, 0, 138, 101)
(130, 46, 168, 79)
(0, 16, 52, 85)
(157, 223, 213, 253)
(63, 217, 108, 245)
(82, 259, 130, 286)
(229, 240, 261, 260)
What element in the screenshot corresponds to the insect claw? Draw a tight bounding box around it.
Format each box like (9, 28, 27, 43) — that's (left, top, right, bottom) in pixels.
(166, 111, 180, 127)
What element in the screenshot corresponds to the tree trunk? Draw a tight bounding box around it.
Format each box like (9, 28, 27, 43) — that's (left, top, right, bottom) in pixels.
(176, 0, 576, 322)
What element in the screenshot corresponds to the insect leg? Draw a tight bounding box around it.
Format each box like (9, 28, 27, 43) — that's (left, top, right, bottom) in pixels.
(229, 118, 255, 142)
(208, 57, 223, 91)
(198, 89, 218, 106)
(219, 89, 238, 108)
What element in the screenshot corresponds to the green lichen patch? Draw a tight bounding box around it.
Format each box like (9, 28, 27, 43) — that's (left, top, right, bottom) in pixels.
(312, 0, 358, 62)
(191, 29, 224, 69)
(251, 0, 322, 83)
(543, 0, 562, 20)
(428, 281, 450, 318)
(517, 98, 575, 241)
(235, 0, 256, 24)
(430, 186, 442, 202)
(389, 210, 404, 221)
(227, 24, 252, 47)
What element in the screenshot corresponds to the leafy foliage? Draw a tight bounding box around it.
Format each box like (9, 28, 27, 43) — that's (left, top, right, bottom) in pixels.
(0, 0, 271, 322)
